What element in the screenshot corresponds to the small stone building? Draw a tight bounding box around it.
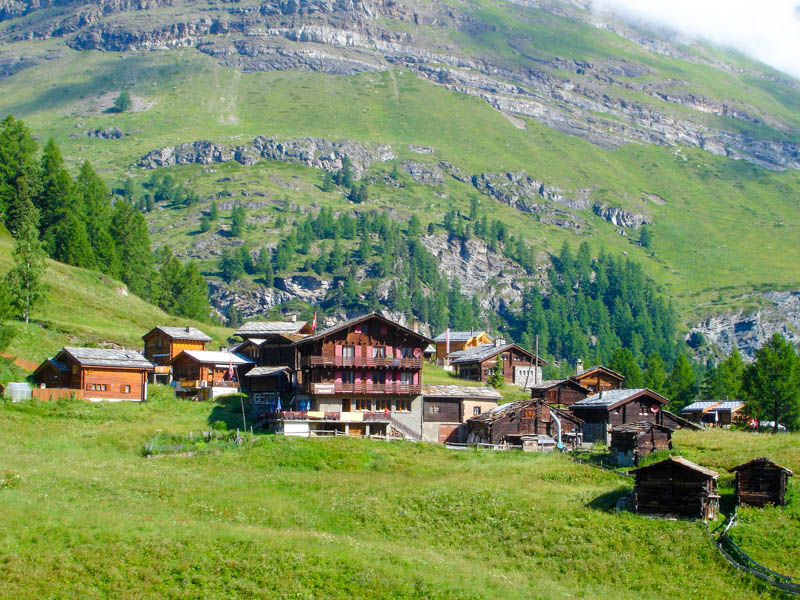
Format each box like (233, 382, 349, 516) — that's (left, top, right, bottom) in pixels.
(630, 456, 720, 521)
(609, 422, 673, 467)
(729, 457, 793, 507)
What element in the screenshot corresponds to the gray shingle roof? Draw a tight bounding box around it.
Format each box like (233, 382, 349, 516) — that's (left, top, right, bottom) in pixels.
(450, 343, 534, 365)
(432, 330, 491, 343)
(631, 456, 718, 478)
(681, 401, 721, 413)
(63, 347, 153, 369)
(145, 326, 212, 342)
(709, 401, 745, 411)
(571, 388, 668, 410)
(174, 350, 254, 366)
(422, 385, 502, 400)
(571, 365, 624, 381)
(293, 312, 432, 345)
(245, 366, 292, 377)
(729, 457, 793, 476)
(235, 321, 308, 337)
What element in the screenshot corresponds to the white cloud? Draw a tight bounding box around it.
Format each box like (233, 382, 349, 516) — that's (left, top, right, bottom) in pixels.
(590, 0, 800, 80)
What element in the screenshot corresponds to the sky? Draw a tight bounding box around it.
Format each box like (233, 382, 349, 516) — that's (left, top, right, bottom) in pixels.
(590, 0, 800, 80)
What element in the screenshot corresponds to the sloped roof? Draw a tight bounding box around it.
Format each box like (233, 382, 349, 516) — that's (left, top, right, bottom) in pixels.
(143, 326, 212, 342)
(468, 399, 582, 426)
(235, 321, 310, 337)
(62, 347, 153, 369)
(530, 378, 590, 393)
(661, 410, 706, 431)
(422, 385, 502, 400)
(450, 343, 542, 365)
(170, 350, 253, 366)
(571, 388, 668, 410)
(570, 365, 625, 382)
(612, 421, 674, 434)
(681, 401, 721, 413)
(631, 456, 718, 478)
(245, 366, 292, 377)
(432, 330, 491, 343)
(729, 457, 793, 476)
(48, 358, 70, 373)
(293, 312, 432, 346)
(708, 401, 745, 412)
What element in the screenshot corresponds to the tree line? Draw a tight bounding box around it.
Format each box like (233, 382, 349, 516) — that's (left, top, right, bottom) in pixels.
(0, 115, 211, 327)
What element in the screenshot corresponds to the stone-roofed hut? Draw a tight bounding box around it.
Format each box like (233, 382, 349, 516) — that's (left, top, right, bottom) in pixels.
(234, 319, 313, 341)
(530, 378, 591, 406)
(609, 422, 673, 467)
(466, 399, 583, 447)
(631, 457, 720, 520)
(569, 388, 670, 444)
(729, 458, 793, 507)
(450, 342, 544, 387)
(33, 347, 154, 402)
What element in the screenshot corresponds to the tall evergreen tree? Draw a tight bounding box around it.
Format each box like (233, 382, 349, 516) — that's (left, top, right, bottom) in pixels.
(3, 218, 46, 323)
(742, 334, 800, 430)
(0, 115, 40, 238)
(666, 354, 698, 410)
(176, 260, 210, 320)
(110, 200, 153, 299)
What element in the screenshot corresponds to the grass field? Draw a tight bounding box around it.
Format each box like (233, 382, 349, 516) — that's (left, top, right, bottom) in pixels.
(0, 391, 796, 599)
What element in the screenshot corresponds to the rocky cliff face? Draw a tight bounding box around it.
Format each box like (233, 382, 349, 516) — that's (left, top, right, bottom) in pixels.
(690, 291, 800, 360)
(2, 0, 798, 171)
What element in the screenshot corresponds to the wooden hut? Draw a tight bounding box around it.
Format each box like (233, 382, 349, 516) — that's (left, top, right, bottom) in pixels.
(630, 457, 720, 520)
(529, 378, 591, 407)
(569, 364, 624, 393)
(466, 399, 583, 447)
(609, 422, 673, 467)
(729, 458, 793, 507)
(569, 388, 670, 444)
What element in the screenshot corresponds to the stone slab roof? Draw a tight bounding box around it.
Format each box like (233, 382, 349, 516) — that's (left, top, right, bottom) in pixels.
(63, 347, 153, 369)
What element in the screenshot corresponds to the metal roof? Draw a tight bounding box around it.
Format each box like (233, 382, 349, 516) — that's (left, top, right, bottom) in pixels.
(245, 366, 292, 377)
(63, 347, 153, 369)
(433, 330, 491, 343)
(450, 343, 538, 365)
(421, 385, 502, 400)
(729, 457, 793, 476)
(144, 326, 212, 342)
(572, 388, 668, 410)
(293, 312, 432, 345)
(631, 456, 718, 478)
(173, 350, 253, 365)
(235, 321, 309, 337)
(681, 401, 721, 413)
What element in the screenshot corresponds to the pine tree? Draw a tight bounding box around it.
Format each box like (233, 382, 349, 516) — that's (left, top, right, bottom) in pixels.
(109, 200, 153, 299)
(227, 304, 243, 328)
(322, 171, 335, 192)
(408, 214, 421, 238)
(3, 218, 46, 323)
(667, 354, 698, 410)
(742, 334, 800, 430)
(328, 239, 344, 273)
(643, 352, 668, 395)
(218, 248, 245, 282)
(176, 260, 210, 320)
(639, 226, 652, 249)
(200, 216, 212, 233)
(609, 347, 644, 388)
(264, 262, 274, 287)
(469, 194, 479, 221)
(0, 115, 40, 238)
(36, 139, 77, 250)
(113, 91, 132, 112)
(209, 201, 219, 220)
(51, 211, 96, 269)
(230, 205, 246, 237)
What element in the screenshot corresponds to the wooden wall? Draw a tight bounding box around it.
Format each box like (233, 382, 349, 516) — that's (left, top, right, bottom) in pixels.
(734, 464, 790, 507)
(82, 367, 147, 402)
(573, 371, 622, 393)
(635, 463, 718, 519)
(424, 398, 461, 423)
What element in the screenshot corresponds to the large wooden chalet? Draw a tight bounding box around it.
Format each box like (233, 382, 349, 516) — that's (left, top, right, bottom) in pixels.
(169, 350, 254, 400)
(631, 457, 720, 521)
(142, 325, 212, 383)
(729, 458, 793, 507)
(450, 341, 543, 388)
(277, 312, 432, 439)
(466, 399, 583, 447)
(33, 347, 154, 402)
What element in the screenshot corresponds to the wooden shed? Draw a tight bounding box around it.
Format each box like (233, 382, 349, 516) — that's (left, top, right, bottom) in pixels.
(729, 457, 793, 507)
(631, 456, 720, 521)
(530, 378, 590, 407)
(466, 399, 583, 447)
(609, 422, 673, 467)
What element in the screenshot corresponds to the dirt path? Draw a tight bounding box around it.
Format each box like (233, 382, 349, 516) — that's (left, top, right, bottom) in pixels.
(0, 352, 38, 372)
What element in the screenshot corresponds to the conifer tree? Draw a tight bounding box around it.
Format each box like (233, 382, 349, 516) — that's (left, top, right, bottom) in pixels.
(742, 334, 800, 430)
(666, 353, 698, 410)
(0, 115, 40, 238)
(176, 260, 210, 320)
(209, 201, 219, 220)
(110, 200, 153, 299)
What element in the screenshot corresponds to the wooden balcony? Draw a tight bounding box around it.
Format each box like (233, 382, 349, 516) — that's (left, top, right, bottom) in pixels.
(265, 410, 392, 423)
(177, 379, 240, 389)
(305, 381, 421, 395)
(300, 355, 422, 369)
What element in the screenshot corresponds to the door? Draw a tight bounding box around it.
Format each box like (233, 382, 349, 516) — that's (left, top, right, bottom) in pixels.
(342, 398, 351, 412)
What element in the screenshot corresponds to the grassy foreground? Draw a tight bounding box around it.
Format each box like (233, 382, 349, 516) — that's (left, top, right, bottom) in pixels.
(0, 391, 795, 599)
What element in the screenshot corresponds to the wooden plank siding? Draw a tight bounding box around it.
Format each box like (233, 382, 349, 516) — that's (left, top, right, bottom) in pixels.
(730, 459, 793, 507)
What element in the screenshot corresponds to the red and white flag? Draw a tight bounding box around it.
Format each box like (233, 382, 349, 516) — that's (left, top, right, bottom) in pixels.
(311, 312, 317, 331)
(227, 359, 234, 381)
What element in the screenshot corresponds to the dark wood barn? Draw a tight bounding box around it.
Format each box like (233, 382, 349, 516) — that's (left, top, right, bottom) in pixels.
(631, 456, 720, 520)
(450, 342, 544, 387)
(569, 388, 670, 444)
(729, 458, 793, 507)
(609, 422, 673, 467)
(466, 399, 582, 446)
(570, 365, 624, 393)
(530, 378, 590, 407)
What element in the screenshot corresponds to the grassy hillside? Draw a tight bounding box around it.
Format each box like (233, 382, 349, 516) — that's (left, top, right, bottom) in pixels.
(0, 225, 232, 368)
(1, 44, 800, 321)
(0, 394, 796, 599)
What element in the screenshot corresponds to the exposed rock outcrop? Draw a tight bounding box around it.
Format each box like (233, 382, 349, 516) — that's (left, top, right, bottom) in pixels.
(402, 161, 444, 186)
(87, 126, 128, 139)
(274, 275, 333, 303)
(138, 136, 395, 177)
(592, 203, 650, 229)
(689, 291, 800, 360)
(208, 280, 293, 322)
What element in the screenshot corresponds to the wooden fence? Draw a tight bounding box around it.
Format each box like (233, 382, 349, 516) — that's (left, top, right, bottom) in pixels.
(31, 388, 84, 402)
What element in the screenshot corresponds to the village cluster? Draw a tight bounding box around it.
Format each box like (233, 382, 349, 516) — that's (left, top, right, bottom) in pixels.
(25, 312, 793, 520)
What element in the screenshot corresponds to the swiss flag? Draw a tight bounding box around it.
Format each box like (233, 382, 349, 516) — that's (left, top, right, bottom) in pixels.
(312, 312, 317, 332)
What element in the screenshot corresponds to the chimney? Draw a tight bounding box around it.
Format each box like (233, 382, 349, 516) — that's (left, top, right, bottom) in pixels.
(290, 314, 297, 322)
(576, 359, 584, 375)
(412, 317, 419, 333)
(494, 337, 505, 347)
(185, 326, 191, 333)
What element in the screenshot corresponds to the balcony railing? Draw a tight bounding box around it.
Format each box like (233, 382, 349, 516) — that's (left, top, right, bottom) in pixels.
(264, 411, 392, 423)
(300, 355, 421, 369)
(305, 382, 421, 395)
(177, 379, 240, 389)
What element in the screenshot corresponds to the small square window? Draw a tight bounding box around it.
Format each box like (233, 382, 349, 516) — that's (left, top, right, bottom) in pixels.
(473, 406, 481, 416)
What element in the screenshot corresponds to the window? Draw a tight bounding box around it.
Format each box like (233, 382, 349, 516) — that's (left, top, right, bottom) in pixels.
(355, 398, 372, 411)
(372, 346, 386, 358)
(375, 398, 389, 411)
(400, 372, 413, 385)
(342, 345, 355, 358)
(121, 385, 131, 394)
(473, 406, 482, 416)
(401, 347, 413, 358)
(156, 338, 163, 349)
(395, 398, 411, 412)
(639, 404, 648, 416)
(374, 372, 386, 384)
(428, 404, 441, 414)
(343, 371, 356, 384)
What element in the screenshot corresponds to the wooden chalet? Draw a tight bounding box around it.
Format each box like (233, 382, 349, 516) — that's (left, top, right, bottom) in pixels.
(680, 400, 746, 426)
(432, 329, 492, 362)
(609, 422, 673, 467)
(631, 457, 720, 520)
(729, 458, 793, 507)
(142, 326, 212, 383)
(450, 342, 544, 388)
(232, 334, 303, 369)
(33, 347, 154, 402)
(285, 312, 432, 439)
(569, 363, 624, 393)
(466, 399, 583, 448)
(530, 378, 591, 407)
(169, 350, 254, 400)
(569, 388, 670, 444)
(244, 366, 293, 406)
(420, 384, 502, 443)
(234, 319, 313, 342)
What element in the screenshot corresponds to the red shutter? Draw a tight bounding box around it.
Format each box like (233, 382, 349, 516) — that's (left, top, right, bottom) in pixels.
(334, 345, 343, 357)
(413, 372, 419, 386)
